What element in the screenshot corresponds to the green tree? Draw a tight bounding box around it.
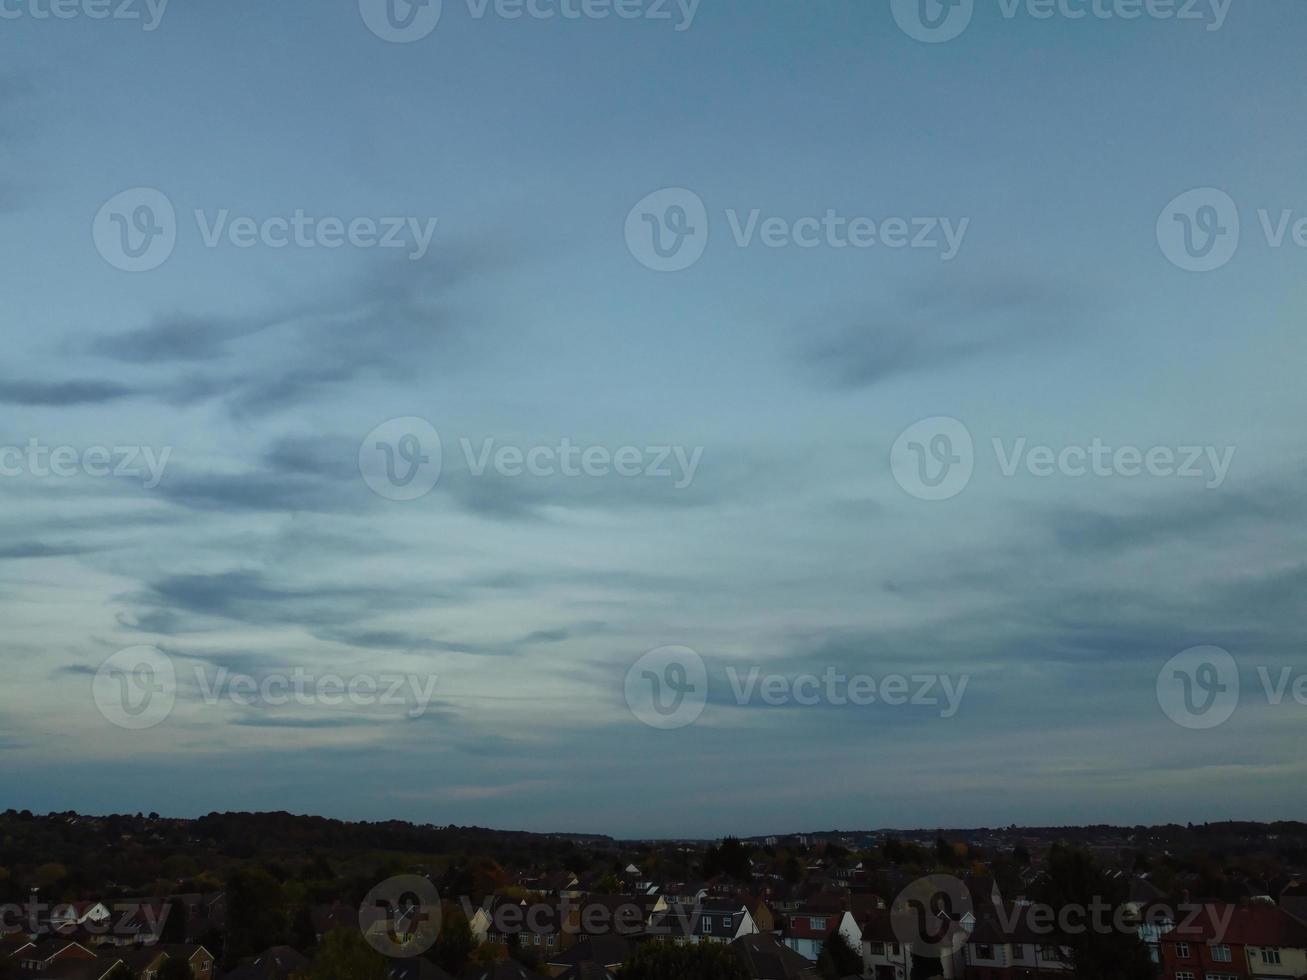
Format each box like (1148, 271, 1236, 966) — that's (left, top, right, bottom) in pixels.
(430, 906, 476, 975)
(224, 867, 289, 964)
(816, 932, 862, 980)
(301, 929, 386, 980)
(621, 942, 750, 980)
(160, 900, 189, 944)
(1034, 845, 1158, 980)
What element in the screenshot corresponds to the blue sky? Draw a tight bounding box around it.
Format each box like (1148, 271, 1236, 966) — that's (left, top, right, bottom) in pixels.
(1, 0, 1305, 838)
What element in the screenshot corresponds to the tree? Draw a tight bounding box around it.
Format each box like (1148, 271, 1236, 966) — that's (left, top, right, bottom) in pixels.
(702, 837, 750, 880)
(224, 867, 289, 964)
(430, 906, 476, 975)
(301, 929, 386, 980)
(816, 932, 862, 980)
(1034, 845, 1158, 980)
(621, 942, 750, 980)
(157, 957, 194, 980)
(160, 900, 189, 944)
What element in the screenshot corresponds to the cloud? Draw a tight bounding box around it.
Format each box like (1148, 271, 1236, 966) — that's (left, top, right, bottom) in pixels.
(802, 278, 1079, 389)
(0, 379, 137, 406)
(89, 246, 505, 418)
(0, 542, 98, 559)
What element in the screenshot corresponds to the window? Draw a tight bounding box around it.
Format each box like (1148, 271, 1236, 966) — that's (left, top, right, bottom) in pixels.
(1262, 949, 1282, 965)
(869, 942, 885, 956)
(977, 943, 995, 959)
(546, 936, 555, 947)
(1211, 945, 1231, 963)
(1176, 943, 1190, 958)
(1011, 943, 1024, 958)
(811, 917, 827, 931)
(1176, 972, 1195, 980)
(703, 916, 712, 932)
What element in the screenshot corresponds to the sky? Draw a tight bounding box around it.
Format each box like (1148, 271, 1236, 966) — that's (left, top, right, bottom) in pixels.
(1, 0, 1305, 839)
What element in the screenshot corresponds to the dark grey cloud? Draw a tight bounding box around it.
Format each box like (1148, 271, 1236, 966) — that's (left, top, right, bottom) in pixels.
(0, 542, 98, 559)
(802, 278, 1080, 388)
(90, 246, 504, 418)
(89, 314, 264, 364)
(0, 379, 137, 406)
(127, 568, 450, 632)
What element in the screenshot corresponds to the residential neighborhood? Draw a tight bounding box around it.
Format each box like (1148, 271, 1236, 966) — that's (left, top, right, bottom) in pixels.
(3, 812, 1307, 980)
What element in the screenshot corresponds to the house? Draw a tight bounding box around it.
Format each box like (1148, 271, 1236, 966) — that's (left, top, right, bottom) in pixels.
(730, 933, 820, 979)
(956, 904, 1075, 980)
(552, 965, 615, 980)
(16, 957, 126, 980)
(152, 943, 217, 980)
(648, 899, 758, 945)
(10, 938, 99, 972)
(860, 913, 917, 980)
(477, 898, 575, 956)
(221, 945, 310, 980)
(1160, 903, 1307, 980)
(781, 905, 861, 961)
(543, 935, 630, 977)
(461, 961, 550, 980)
(385, 957, 456, 980)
